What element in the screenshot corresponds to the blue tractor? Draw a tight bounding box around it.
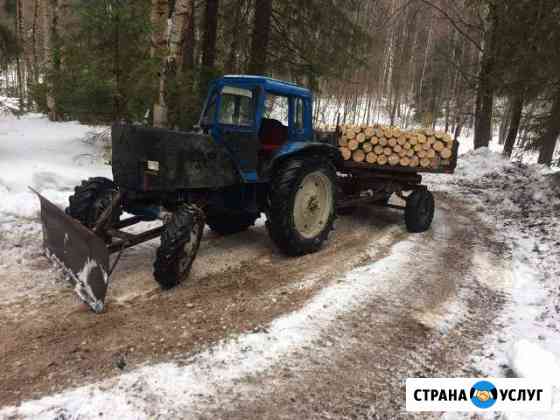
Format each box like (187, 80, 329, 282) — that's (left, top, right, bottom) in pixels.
(34, 76, 455, 312)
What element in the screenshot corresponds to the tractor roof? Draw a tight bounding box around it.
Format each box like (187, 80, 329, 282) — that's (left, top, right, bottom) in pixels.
(216, 75, 312, 98)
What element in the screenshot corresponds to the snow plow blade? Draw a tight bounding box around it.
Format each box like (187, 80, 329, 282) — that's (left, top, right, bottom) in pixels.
(32, 189, 109, 313)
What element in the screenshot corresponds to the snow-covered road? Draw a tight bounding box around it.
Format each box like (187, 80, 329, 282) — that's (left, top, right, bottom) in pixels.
(1, 115, 559, 419)
(1, 193, 510, 419)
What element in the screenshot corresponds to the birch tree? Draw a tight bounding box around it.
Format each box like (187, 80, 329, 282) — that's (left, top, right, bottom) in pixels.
(153, 0, 193, 127)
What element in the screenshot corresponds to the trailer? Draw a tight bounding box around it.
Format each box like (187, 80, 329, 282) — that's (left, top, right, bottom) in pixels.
(33, 76, 458, 313)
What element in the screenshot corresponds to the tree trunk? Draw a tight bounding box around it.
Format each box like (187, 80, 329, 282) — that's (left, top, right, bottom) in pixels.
(247, 0, 272, 75)
(502, 92, 524, 158)
(15, 0, 25, 110)
(42, 0, 58, 121)
(150, 0, 169, 59)
(31, 0, 40, 85)
(201, 0, 219, 69)
(473, 58, 494, 149)
(225, 0, 243, 74)
(537, 87, 560, 166)
(181, 0, 196, 72)
(153, 0, 193, 128)
(473, 4, 497, 149)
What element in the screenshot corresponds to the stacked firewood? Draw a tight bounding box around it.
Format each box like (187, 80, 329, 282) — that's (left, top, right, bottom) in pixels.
(338, 125, 455, 169)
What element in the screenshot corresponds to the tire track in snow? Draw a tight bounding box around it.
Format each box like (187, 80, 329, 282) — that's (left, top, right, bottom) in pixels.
(1, 196, 509, 419)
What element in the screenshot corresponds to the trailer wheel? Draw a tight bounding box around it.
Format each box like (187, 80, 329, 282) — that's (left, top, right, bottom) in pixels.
(154, 205, 204, 289)
(405, 189, 434, 233)
(66, 177, 121, 229)
(206, 211, 258, 235)
(267, 156, 337, 256)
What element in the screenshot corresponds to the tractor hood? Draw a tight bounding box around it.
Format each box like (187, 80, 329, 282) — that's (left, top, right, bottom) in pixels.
(111, 123, 240, 192)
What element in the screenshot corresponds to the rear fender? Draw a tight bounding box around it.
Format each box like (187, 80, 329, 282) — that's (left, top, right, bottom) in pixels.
(264, 142, 343, 178)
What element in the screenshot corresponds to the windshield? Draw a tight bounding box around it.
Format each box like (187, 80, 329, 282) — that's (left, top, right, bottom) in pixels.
(218, 86, 255, 127)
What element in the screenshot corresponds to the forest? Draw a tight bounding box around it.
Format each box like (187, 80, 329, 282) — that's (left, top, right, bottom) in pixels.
(0, 0, 559, 166)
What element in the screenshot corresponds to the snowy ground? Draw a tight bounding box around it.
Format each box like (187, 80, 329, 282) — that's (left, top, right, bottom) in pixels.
(0, 113, 110, 306)
(425, 149, 560, 419)
(0, 115, 559, 419)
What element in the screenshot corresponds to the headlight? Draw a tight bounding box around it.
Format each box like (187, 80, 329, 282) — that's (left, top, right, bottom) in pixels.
(147, 160, 160, 172)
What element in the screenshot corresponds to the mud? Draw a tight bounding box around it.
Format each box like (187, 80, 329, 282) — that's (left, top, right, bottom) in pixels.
(0, 194, 508, 418)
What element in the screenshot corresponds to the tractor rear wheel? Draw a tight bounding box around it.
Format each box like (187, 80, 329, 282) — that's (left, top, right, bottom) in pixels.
(153, 204, 204, 289)
(267, 156, 337, 256)
(66, 177, 121, 229)
(206, 211, 258, 235)
(404, 189, 435, 233)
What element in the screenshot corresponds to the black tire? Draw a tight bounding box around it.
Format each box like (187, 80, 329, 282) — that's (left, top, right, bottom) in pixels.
(206, 211, 258, 235)
(405, 189, 435, 233)
(66, 177, 121, 228)
(267, 156, 337, 256)
(337, 206, 356, 216)
(376, 192, 392, 206)
(153, 204, 204, 289)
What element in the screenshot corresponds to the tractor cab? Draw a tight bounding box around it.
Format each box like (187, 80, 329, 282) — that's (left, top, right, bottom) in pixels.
(199, 75, 314, 182)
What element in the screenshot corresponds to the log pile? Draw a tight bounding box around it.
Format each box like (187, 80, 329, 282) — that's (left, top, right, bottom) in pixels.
(338, 125, 455, 169)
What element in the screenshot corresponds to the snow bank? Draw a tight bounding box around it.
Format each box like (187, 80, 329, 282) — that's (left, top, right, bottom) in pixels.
(0, 115, 110, 304)
(508, 339, 560, 382)
(427, 147, 560, 386)
(0, 95, 20, 117)
(0, 114, 110, 221)
(438, 149, 560, 420)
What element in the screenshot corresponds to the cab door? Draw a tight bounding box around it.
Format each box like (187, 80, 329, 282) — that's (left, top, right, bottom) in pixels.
(213, 85, 259, 182)
(290, 96, 311, 143)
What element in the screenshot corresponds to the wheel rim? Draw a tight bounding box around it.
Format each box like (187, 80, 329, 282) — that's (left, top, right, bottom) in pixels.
(179, 221, 201, 273)
(293, 171, 333, 239)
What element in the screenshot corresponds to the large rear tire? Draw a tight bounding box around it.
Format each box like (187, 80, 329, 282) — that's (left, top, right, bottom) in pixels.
(153, 204, 204, 289)
(267, 157, 337, 256)
(66, 177, 121, 228)
(206, 211, 258, 235)
(405, 189, 435, 233)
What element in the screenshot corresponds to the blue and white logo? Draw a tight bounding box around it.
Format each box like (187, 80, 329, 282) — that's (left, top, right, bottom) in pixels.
(470, 380, 498, 409)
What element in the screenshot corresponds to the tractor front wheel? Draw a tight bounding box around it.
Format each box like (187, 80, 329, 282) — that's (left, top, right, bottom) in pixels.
(267, 157, 337, 256)
(66, 177, 121, 229)
(154, 204, 204, 289)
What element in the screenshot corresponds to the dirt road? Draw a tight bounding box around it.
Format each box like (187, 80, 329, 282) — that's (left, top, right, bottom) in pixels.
(0, 194, 509, 418)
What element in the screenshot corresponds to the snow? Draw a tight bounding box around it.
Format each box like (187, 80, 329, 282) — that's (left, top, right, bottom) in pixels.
(0, 95, 20, 117)
(0, 115, 110, 305)
(427, 147, 560, 420)
(0, 232, 433, 419)
(508, 340, 560, 382)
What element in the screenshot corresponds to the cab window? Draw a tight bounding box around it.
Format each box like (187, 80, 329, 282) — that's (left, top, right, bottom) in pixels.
(294, 98, 305, 130)
(218, 86, 255, 127)
(264, 94, 289, 126)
